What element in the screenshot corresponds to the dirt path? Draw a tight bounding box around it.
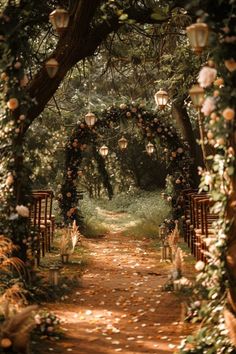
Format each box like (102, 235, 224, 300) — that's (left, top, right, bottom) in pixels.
(36, 212, 194, 354)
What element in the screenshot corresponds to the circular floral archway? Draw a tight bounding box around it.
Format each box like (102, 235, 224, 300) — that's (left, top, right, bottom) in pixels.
(59, 102, 194, 227)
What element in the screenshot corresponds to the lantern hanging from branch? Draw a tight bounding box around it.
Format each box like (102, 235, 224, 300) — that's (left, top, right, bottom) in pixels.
(49, 8, 69, 34)
(85, 112, 96, 127)
(186, 21, 209, 55)
(99, 145, 109, 157)
(154, 89, 168, 109)
(118, 136, 128, 150)
(189, 84, 205, 108)
(45, 58, 59, 78)
(146, 142, 155, 155)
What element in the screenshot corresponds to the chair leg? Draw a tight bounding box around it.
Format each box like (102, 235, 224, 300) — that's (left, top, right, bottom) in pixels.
(41, 231, 46, 257)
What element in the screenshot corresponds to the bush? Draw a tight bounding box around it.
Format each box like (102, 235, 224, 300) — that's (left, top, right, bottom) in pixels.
(80, 197, 110, 237)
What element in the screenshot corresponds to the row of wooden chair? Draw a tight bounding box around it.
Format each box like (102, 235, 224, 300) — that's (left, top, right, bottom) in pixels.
(181, 189, 218, 262)
(29, 190, 55, 266)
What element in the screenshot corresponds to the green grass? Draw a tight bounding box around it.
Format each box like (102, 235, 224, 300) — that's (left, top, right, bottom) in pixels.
(82, 216, 110, 238)
(81, 189, 171, 239)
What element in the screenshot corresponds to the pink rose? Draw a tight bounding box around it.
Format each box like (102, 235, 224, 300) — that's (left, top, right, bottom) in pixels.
(201, 97, 216, 116)
(198, 67, 217, 88)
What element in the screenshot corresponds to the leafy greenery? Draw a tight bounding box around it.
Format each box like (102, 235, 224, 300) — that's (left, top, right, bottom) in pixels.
(60, 103, 193, 225)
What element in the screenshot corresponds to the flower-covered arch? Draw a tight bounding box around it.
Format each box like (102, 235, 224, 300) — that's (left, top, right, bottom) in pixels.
(59, 103, 194, 227)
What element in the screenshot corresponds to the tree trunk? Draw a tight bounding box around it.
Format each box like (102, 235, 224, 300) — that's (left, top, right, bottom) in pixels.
(172, 97, 202, 186)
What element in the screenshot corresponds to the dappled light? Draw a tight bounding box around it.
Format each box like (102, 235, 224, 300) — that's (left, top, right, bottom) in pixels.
(37, 219, 193, 354)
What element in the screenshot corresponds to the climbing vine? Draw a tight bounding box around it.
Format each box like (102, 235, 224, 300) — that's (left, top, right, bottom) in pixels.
(59, 102, 193, 225)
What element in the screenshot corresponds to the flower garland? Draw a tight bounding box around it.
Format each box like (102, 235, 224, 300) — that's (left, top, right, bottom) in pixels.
(60, 103, 193, 225)
(179, 0, 236, 353)
(0, 3, 35, 262)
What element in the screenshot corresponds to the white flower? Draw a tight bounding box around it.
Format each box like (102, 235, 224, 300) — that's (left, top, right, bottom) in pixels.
(201, 97, 216, 116)
(34, 314, 41, 325)
(9, 213, 19, 220)
(195, 260, 205, 271)
(198, 66, 217, 88)
(119, 103, 127, 110)
(204, 172, 213, 185)
(16, 205, 29, 218)
(177, 147, 183, 154)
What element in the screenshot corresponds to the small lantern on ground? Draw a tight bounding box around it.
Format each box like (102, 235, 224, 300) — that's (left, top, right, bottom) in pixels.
(189, 84, 205, 108)
(49, 8, 70, 34)
(45, 58, 59, 78)
(186, 21, 209, 55)
(159, 224, 167, 242)
(146, 142, 155, 155)
(49, 266, 60, 286)
(154, 89, 168, 109)
(99, 145, 109, 157)
(85, 112, 96, 127)
(118, 136, 128, 150)
(61, 253, 69, 264)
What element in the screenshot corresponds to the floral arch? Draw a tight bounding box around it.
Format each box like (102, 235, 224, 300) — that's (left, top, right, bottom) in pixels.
(59, 102, 194, 227)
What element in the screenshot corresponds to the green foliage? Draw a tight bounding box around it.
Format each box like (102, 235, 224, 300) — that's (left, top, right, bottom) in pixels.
(122, 190, 171, 238)
(80, 197, 110, 238)
(179, 1, 236, 353)
(0, 2, 39, 260)
(59, 102, 193, 225)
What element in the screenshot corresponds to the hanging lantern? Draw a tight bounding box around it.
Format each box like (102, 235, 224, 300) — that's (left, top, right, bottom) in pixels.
(99, 145, 109, 157)
(154, 89, 168, 109)
(186, 21, 209, 55)
(45, 58, 59, 78)
(49, 8, 69, 34)
(146, 142, 155, 155)
(118, 136, 128, 150)
(189, 84, 205, 108)
(85, 112, 96, 127)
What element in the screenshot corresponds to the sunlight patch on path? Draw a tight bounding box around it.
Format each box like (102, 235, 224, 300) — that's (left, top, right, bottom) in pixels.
(95, 206, 139, 233)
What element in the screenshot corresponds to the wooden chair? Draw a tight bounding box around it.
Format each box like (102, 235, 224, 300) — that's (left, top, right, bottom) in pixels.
(30, 194, 45, 266)
(32, 190, 55, 251)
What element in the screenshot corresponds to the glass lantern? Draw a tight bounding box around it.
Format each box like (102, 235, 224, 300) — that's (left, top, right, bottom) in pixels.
(99, 145, 109, 157)
(85, 112, 96, 127)
(189, 84, 205, 108)
(186, 21, 209, 55)
(49, 8, 70, 33)
(146, 142, 155, 155)
(118, 136, 128, 150)
(45, 58, 59, 78)
(154, 89, 169, 109)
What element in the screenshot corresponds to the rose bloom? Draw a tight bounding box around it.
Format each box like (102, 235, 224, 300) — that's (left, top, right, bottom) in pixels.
(222, 107, 235, 121)
(224, 58, 236, 72)
(16, 205, 29, 218)
(7, 98, 19, 111)
(201, 97, 216, 116)
(198, 66, 217, 88)
(195, 260, 205, 271)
